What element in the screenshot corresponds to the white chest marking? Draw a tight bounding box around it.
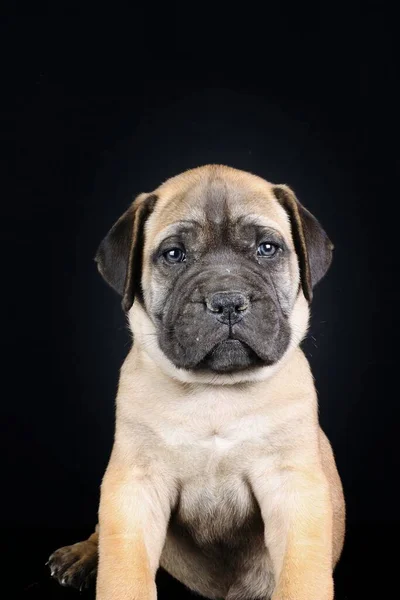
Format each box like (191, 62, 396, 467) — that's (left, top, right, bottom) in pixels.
(200, 434, 234, 451)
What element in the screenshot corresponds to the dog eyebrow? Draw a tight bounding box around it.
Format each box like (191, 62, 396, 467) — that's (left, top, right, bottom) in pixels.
(162, 219, 202, 231)
(236, 214, 276, 226)
(173, 219, 202, 228)
(152, 220, 202, 247)
(236, 214, 286, 235)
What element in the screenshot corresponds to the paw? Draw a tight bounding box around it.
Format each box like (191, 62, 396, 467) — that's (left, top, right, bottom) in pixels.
(47, 540, 98, 590)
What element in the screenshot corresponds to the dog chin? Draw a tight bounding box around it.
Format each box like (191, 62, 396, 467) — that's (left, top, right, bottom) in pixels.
(195, 339, 266, 373)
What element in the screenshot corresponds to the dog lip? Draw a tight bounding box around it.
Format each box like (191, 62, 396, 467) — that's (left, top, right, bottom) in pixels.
(225, 338, 248, 346)
(195, 338, 264, 373)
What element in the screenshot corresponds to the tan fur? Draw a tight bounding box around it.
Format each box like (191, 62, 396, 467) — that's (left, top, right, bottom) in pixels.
(53, 166, 345, 600)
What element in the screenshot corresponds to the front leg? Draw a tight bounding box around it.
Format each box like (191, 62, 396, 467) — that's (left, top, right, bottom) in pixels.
(97, 458, 173, 600)
(250, 462, 333, 600)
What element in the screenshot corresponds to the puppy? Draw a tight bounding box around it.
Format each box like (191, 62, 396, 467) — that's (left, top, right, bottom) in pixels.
(49, 165, 345, 600)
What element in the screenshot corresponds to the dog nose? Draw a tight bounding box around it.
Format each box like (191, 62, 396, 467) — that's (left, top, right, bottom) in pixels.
(206, 291, 249, 324)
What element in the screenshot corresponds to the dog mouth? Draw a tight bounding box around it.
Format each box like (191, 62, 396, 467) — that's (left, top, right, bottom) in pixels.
(195, 338, 266, 373)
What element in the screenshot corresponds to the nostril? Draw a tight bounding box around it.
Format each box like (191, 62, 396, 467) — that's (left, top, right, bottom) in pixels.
(205, 298, 223, 313)
(236, 301, 249, 312)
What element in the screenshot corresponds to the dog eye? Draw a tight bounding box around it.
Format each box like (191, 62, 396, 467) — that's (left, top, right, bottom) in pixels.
(163, 248, 186, 264)
(257, 242, 279, 257)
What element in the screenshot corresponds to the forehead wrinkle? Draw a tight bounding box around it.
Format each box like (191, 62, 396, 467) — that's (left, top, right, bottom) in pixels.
(150, 220, 201, 248)
(236, 213, 287, 237)
(146, 170, 293, 248)
(148, 214, 289, 252)
(203, 176, 231, 224)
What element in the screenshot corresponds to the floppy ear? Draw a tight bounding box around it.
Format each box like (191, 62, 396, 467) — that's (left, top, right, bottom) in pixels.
(95, 193, 157, 311)
(272, 185, 334, 303)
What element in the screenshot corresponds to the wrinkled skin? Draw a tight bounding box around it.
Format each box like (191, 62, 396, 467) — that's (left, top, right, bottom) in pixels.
(149, 215, 296, 374)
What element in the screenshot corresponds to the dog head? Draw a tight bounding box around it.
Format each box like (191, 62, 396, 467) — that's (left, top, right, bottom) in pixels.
(95, 166, 333, 383)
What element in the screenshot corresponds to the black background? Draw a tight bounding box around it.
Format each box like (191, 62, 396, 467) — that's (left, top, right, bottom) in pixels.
(1, 4, 398, 599)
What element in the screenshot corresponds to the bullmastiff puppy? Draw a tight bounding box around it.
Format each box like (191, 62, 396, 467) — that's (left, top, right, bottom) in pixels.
(48, 165, 345, 600)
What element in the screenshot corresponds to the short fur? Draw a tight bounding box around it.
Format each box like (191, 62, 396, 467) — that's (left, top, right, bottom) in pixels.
(49, 165, 345, 600)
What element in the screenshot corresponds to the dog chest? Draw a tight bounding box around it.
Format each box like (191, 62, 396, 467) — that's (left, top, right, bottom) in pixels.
(133, 396, 275, 544)
(169, 428, 263, 546)
(175, 465, 259, 546)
